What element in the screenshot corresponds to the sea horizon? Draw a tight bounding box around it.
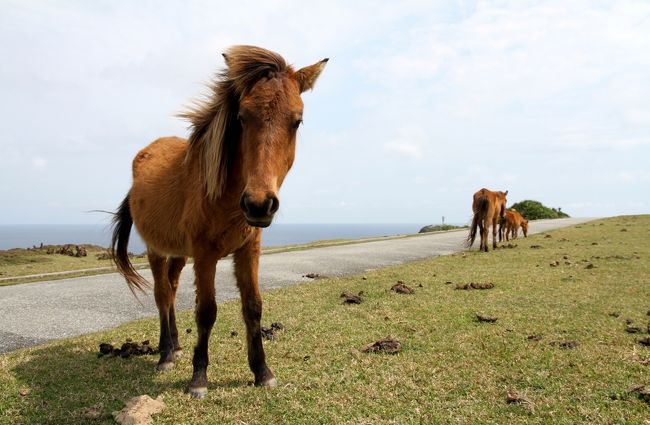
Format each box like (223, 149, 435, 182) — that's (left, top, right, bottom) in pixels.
(0, 223, 464, 252)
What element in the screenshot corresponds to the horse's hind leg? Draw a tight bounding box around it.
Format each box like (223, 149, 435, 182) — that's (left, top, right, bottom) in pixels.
(492, 218, 498, 249)
(479, 220, 487, 252)
(167, 256, 187, 359)
(234, 236, 276, 388)
(150, 251, 175, 371)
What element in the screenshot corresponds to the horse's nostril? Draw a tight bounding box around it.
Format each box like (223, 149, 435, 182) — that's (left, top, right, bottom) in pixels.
(268, 196, 279, 215)
(240, 193, 278, 220)
(240, 194, 250, 214)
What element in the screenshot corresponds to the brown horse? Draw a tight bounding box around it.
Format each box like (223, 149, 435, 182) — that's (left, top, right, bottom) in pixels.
(467, 188, 508, 252)
(110, 46, 327, 398)
(503, 208, 528, 240)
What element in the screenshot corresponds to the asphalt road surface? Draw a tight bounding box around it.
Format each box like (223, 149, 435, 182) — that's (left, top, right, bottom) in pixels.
(0, 217, 595, 353)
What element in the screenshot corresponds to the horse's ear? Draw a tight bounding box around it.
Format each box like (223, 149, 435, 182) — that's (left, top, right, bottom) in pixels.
(222, 53, 230, 66)
(294, 58, 328, 93)
(504, 190, 508, 196)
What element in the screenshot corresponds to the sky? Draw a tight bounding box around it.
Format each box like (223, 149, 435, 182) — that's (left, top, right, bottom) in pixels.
(1, 0, 649, 225)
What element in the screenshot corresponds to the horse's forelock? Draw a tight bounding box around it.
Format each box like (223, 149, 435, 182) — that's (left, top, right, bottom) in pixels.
(182, 46, 290, 201)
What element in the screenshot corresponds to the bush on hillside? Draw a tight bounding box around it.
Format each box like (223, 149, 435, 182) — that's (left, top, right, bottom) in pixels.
(509, 200, 570, 220)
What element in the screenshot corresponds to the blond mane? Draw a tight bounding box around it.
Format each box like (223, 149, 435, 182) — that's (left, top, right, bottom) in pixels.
(180, 46, 290, 200)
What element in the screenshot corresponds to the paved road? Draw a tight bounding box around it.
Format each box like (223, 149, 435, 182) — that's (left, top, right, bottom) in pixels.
(0, 218, 594, 353)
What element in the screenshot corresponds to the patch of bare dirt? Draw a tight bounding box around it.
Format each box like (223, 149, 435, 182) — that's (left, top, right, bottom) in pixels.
(527, 334, 542, 341)
(98, 340, 157, 359)
(455, 282, 494, 290)
(113, 395, 165, 425)
(362, 336, 402, 354)
(530, 245, 543, 249)
(608, 312, 621, 318)
(476, 314, 498, 323)
(391, 281, 415, 294)
(625, 326, 643, 334)
(340, 291, 363, 304)
(303, 273, 321, 279)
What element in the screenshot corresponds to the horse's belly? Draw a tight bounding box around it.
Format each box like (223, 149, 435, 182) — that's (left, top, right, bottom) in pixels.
(129, 191, 190, 256)
(129, 137, 191, 256)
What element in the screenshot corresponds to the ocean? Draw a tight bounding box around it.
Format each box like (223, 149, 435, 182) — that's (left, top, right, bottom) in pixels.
(0, 223, 426, 252)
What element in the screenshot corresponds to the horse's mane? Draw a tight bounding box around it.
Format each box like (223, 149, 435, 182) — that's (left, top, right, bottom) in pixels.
(180, 45, 289, 200)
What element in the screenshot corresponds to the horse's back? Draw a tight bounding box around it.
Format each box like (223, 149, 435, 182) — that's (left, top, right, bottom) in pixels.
(130, 136, 190, 256)
(132, 136, 187, 180)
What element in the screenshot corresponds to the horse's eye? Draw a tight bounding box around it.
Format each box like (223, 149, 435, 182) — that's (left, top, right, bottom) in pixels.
(292, 119, 303, 129)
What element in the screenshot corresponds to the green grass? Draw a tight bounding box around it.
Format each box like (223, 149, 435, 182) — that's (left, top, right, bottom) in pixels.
(0, 216, 648, 424)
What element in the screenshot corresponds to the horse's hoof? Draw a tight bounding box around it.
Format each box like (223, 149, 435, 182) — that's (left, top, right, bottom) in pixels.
(257, 377, 277, 388)
(173, 349, 183, 360)
(156, 361, 174, 372)
(187, 386, 208, 399)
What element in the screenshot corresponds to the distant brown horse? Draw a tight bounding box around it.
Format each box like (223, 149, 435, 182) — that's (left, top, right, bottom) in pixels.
(503, 208, 528, 240)
(467, 188, 508, 252)
(110, 46, 327, 398)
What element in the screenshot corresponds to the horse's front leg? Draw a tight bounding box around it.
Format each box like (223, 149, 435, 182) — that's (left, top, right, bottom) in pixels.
(234, 233, 276, 387)
(168, 256, 187, 359)
(187, 251, 218, 399)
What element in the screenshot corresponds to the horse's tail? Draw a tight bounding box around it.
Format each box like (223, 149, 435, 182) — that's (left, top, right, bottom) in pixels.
(466, 196, 489, 248)
(110, 193, 148, 295)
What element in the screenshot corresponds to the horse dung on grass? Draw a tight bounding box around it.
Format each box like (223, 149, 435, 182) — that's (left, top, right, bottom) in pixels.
(467, 188, 508, 252)
(110, 46, 327, 398)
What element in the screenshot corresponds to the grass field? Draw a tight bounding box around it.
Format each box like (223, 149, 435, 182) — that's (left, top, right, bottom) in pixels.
(0, 216, 648, 424)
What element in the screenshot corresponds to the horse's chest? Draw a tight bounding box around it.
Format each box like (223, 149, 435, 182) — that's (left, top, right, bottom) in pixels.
(211, 224, 257, 258)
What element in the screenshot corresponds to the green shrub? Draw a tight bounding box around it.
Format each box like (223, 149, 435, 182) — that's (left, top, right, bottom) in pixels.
(509, 200, 570, 220)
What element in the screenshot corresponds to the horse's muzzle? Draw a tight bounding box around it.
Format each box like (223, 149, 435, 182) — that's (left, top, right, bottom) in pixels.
(240, 192, 279, 228)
